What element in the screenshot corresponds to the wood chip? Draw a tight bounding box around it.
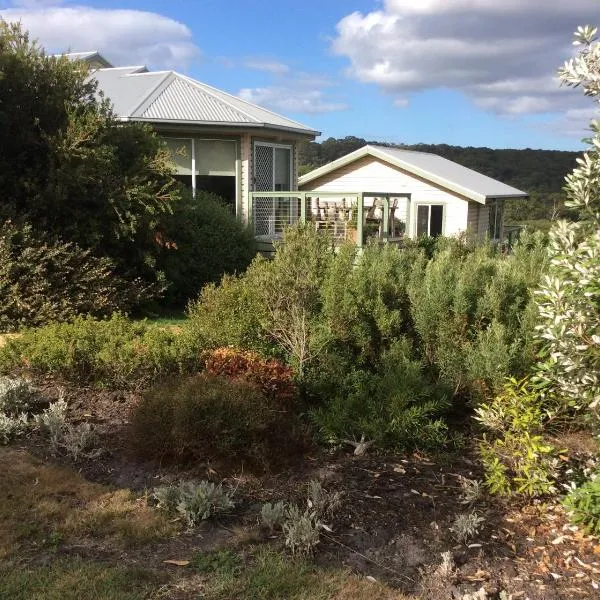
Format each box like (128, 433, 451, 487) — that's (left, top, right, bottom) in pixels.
(163, 560, 190, 567)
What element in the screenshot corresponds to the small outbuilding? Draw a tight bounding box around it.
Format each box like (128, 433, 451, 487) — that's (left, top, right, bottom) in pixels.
(298, 145, 528, 241)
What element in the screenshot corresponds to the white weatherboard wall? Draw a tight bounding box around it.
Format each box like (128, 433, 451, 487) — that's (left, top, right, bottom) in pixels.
(299, 155, 473, 238)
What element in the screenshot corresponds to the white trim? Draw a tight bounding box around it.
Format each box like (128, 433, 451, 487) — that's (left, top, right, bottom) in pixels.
(191, 138, 196, 197)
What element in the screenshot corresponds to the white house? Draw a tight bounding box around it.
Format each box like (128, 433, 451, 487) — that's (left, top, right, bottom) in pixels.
(69, 52, 319, 221)
(298, 145, 528, 241)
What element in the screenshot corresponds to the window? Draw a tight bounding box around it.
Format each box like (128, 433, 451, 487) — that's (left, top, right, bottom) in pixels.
(253, 142, 292, 191)
(416, 204, 444, 237)
(163, 138, 238, 210)
(164, 138, 193, 190)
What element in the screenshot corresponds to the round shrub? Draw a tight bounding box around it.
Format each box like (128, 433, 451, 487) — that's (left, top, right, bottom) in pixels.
(158, 192, 256, 307)
(131, 374, 304, 468)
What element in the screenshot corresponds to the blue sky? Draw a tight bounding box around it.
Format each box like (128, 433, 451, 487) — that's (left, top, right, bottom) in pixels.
(2, 0, 599, 150)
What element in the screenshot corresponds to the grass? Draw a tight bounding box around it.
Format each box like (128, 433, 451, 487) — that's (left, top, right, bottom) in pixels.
(0, 447, 411, 599)
(0, 559, 162, 600)
(0, 447, 175, 558)
(192, 547, 411, 600)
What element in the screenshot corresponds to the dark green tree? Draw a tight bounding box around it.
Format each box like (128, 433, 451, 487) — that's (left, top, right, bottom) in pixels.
(0, 22, 180, 294)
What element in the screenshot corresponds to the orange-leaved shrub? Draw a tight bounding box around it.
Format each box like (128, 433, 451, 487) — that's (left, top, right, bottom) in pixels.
(204, 347, 297, 404)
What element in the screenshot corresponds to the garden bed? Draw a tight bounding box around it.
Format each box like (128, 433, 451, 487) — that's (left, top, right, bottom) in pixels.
(4, 380, 598, 600)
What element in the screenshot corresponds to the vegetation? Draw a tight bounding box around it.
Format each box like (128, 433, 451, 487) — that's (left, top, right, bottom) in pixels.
(157, 192, 256, 307)
(131, 374, 304, 467)
(0, 314, 203, 386)
(0, 23, 255, 328)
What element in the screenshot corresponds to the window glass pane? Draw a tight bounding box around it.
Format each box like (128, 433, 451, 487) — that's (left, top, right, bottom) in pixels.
(430, 205, 444, 236)
(274, 147, 291, 191)
(163, 138, 192, 175)
(417, 205, 429, 236)
(195, 140, 236, 176)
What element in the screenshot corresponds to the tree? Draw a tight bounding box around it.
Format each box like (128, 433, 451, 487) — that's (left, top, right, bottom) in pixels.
(533, 25, 600, 423)
(0, 22, 180, 295)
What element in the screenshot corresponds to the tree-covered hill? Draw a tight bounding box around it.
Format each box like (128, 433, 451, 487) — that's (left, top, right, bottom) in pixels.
(298, 137, 580, 227)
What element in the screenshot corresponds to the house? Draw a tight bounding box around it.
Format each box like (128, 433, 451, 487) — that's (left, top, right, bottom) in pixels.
(298, 145, 528, 241)
(68, 52, 319, 220)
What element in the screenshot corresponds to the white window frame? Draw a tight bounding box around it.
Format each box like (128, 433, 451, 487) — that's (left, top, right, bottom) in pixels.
(413, 202, 446, 237)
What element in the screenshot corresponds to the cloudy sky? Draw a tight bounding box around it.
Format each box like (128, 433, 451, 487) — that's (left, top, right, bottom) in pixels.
(1, 0, 599, 150)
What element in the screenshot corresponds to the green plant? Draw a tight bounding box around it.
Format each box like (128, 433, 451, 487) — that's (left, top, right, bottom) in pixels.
(449, 511, 485, 544)
(260, 501, 287, 533)
(195, 549, 242, 578)
(0, 221, 150, 332)
(476, 378, 560, 497)
(282, 504, 321, 556)
(0, 314, 203, 386)
(311, 339, 450, 451)
(563, 474, 600, 534)
(133, 374, 302, 466)
(157, 192, 256, 307)
(152, 480, 234, 527)
(0, 376, 34, 415)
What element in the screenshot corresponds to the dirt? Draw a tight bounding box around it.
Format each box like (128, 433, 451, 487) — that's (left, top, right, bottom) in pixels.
(19, 379, 600, 599)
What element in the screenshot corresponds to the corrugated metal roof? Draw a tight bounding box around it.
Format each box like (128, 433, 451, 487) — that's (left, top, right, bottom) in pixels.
(140, 77, 253, 123)
(299, 144, 528, 203)
(90, 67, 319, 136)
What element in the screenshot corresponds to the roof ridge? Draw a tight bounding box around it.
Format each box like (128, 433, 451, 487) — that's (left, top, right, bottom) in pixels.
(127, 71, 174, 118)
(177, 74, 260, 123)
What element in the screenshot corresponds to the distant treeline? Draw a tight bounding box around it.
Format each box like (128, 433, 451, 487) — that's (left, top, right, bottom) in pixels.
(298, 137, 581, 227)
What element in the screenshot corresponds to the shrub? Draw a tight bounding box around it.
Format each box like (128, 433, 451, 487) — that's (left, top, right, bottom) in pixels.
(186, 274, 270, 355)
(0, 375, 33, 444)
(449, 511, 485, 544)
(563, 474, 600, 534)
(132, 374, 303, 466)
(157, 192, 256, 307)
(260, 501, 287, 533)
(407, 237, 545, 400)
(0, 314, 204, 386)
(36, 398, 96, 459)
(311, 339, 450, 451)
(153, 480, 234, 527)
(476, 378, 560, 497)
(282, 504, 321, 556)
(0, 221, 151, 332)
(0, 376, 34, 415)
(204, 347, 296, 403)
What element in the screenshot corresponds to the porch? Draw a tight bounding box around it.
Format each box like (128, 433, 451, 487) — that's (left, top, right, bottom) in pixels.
(248, 191, 411, 250)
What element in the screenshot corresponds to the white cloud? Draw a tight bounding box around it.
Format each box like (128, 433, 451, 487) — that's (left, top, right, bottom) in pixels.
(393, 97, 409, 108)
(0, 4, 200, 69)
(243, 58, 290, 75)
(238, 86, 348, 114)
(332, 0, 599, 133)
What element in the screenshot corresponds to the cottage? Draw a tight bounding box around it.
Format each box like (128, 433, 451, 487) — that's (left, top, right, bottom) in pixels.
(298, 145, 528, 241)
(69, 52, 319, 220)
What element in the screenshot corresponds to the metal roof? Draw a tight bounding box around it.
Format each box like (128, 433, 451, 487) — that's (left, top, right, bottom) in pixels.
(299, 144, 528, 203)
(89, 66, 319, 137)
(59, 51, 113, 68)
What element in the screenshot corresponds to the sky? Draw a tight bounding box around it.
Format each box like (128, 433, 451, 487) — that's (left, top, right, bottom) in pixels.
(1, 0, 599, 151)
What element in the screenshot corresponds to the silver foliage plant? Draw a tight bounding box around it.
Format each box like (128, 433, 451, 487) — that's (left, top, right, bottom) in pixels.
(534, 25, 600, 424)
(0, 376, 33, 444)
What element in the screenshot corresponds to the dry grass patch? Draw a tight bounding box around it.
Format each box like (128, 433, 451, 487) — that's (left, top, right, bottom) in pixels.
(0, 447, 175, 558)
